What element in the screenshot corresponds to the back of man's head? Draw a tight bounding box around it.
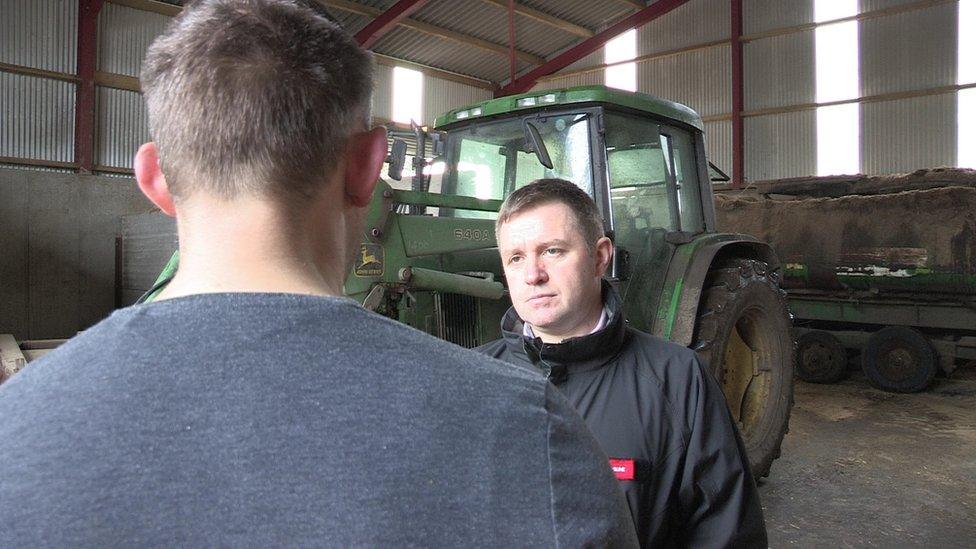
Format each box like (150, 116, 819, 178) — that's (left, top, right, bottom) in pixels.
(141, 0, 373, 203)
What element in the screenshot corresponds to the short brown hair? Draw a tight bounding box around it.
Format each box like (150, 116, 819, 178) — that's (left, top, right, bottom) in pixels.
(496, 179, 605, 251)
(141, 0, 374, 202)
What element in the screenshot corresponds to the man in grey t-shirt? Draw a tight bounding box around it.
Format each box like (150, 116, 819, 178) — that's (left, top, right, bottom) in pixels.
(0, 1, 636, 546)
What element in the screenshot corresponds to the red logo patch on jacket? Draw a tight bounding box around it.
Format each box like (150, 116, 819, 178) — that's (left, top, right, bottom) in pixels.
(609, 458, 635, 481)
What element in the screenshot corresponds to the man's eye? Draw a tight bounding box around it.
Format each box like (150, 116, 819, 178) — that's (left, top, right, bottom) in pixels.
(508, 255, 523, 264)
(544, 248, 562, 256)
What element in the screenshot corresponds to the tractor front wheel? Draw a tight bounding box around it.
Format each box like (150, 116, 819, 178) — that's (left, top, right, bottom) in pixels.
(693, 259, 795, 479)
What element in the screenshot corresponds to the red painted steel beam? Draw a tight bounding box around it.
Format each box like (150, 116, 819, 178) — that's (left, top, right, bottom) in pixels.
(731, 0, 744, 188)
(355, 0, 432, 49)
(74, 0, 104, 173)
(496, 0, 692, 96)
(508, 0, 516, 83)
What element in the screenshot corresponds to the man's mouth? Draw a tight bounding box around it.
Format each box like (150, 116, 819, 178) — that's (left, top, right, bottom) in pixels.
(527, 293, 556, 303)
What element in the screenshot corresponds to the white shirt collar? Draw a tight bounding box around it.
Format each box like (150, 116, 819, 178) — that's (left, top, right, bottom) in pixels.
(523, 306, 610, 340)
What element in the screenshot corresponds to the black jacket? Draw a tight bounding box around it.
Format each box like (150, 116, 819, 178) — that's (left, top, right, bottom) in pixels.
(477, 284, 767, 548)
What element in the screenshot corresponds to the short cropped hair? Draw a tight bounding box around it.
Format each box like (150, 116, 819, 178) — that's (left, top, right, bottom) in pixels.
(496, 179, 605, 252)
(141, 0, 374, 201)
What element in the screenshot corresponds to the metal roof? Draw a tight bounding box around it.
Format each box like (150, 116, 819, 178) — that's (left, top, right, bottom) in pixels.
(318, 0, 647, 87)
(149, 0, 650, 88)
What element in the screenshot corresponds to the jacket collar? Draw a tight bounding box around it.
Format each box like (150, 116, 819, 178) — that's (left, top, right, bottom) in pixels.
(500, 280, 627, 379)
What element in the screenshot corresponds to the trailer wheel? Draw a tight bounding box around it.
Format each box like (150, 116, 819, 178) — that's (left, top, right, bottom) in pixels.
(694, 259, 795, 479)
(796, 331, 848, 383)
(862, 327, 937, 393)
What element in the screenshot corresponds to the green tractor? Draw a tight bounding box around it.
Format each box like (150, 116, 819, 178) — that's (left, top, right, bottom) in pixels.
(151, 85, 795, 478)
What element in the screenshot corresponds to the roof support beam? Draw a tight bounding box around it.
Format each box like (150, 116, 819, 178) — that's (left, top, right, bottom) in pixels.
(507, 0, 516, 83)
(496, 0, 691, 96)
(613, 0, 646, 10)
(320, 0, 545, 65)
(731, 0, 744, 189)
(476, 0, 593, 38)
(107, 0, 179, 16)
(75, 0, 105, 174)
(355, 0, 432, 49)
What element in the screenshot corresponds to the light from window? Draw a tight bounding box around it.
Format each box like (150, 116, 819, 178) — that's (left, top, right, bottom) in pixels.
(817, 104, 860, 175)
(959, 89, 976, 168)
(605, 29, 636, 92)
(392, 67, 423, 125)
(815, 0, 856, 23)
(959, 0, 975, 167)
(815, 0, 859, 175)
(815, 22, 859, 102)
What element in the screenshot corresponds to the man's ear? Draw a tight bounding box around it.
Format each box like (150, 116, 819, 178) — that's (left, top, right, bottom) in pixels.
(594, 236, 614, 277)
(343, 126, 388, 208)
(134, 142, 176, 217)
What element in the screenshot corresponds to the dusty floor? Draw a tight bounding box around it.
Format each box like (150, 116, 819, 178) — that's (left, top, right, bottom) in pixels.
(760, 367, 976, 547)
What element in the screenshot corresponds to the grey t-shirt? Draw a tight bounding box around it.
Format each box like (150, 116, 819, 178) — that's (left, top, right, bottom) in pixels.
(0, 293, 636, 547)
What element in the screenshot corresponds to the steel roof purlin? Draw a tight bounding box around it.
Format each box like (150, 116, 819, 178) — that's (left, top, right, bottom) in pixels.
(497, 0, 693, 96)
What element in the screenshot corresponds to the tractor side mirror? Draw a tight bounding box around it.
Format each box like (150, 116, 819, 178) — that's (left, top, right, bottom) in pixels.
(523, 120, 554, 169)
(387, 139, 408, 181)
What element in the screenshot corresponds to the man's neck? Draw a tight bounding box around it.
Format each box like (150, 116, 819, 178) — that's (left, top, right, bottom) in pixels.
(527, 295, 606, 344)
(155, 193, 347, 300)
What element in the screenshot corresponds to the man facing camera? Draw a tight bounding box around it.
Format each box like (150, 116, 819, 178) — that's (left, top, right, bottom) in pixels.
(478, 178, 767, 547)
(0, 3, 636, 546)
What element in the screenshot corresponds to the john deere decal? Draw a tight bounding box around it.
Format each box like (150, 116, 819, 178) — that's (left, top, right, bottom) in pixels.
(355, 243, 384, 277)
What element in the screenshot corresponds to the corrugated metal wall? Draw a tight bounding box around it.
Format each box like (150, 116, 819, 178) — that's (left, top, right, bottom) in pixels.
(860, 3, 957, 97)
(0, 0, 77, 72)
(743, 31, 815, 111)
(372, 63, 394, 122)
(97, 3, 170, 78)
(638, 0, 729, 53)
(704, 120, 732, 178)
(743, 0, 814, 34)
(0, 0, 77, 164)
(533, 0, 963, 179)
(637, 45, 731, 119)
(857, 1, 959, 174)
(531, 68, 604, 92)
(0, 0, 968, 179)
(423, 75, 492, 125)
(0, 2, 493, 172)
(861, 93, 957, 174)
(533, 49, 605, 91)
(745, 110, 817, 180)
(0, 72, 75, 163)
(97, 88, 148, 169)
(94, 3, 169, 170)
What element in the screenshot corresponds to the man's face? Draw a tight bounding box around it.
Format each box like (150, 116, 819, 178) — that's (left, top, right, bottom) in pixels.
(497, 201, 611, 341)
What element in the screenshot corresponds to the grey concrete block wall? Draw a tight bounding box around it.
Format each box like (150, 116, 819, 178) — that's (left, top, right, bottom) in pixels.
(0, 167, 154, 339)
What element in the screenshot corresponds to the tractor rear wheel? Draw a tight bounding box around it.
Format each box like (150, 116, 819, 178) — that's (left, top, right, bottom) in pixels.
(693, 259, 795, 479)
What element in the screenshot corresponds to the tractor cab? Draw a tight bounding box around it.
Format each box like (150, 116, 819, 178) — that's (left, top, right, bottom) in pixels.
(387, 86, 717, 332)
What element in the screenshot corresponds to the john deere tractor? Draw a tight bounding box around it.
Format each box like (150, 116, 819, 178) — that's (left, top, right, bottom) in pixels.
(150, 86, 795, 478)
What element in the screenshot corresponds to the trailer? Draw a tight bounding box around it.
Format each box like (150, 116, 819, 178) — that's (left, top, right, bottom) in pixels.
(715, 168, 976, 392)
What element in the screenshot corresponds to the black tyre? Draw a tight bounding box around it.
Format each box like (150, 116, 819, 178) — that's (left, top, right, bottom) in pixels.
(693, 259, 795, 479)
(796, 331, 848, 383)
(862, 326, 937, 393)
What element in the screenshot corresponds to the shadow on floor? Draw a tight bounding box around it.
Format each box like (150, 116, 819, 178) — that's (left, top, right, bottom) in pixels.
(760, 367, 976, 547)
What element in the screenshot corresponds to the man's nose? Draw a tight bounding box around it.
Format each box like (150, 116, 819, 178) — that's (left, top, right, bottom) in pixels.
(524, 256, 548, 285)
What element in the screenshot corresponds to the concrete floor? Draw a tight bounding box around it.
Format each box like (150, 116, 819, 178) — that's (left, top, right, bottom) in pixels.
(760, 367, 976, 547)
